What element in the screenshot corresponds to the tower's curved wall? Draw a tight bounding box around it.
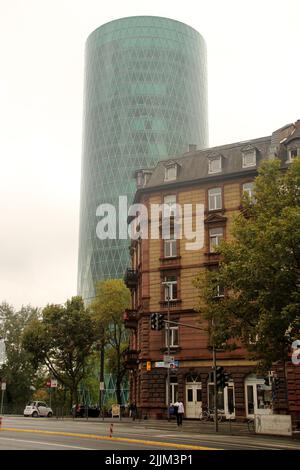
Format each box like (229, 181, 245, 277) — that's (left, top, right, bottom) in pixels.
(78, 16, 208, 300)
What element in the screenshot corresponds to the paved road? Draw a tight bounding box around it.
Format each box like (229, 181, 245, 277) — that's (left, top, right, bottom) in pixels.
(0, 416, 299, 450)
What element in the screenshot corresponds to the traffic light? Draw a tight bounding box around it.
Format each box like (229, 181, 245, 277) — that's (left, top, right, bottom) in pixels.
(221, 372, 230, 389)
(216, 366, 224, 389)
(150, 313, 165, 330)
(157, 314, 164, 331)
(146, 361, 151, 371)
(150, 313, 158, 330)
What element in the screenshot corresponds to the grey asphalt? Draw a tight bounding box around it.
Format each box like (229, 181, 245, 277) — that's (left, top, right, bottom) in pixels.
(0, 416, 300, 450)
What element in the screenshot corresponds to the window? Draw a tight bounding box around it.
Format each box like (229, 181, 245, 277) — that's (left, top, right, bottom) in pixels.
(208, 156, 222, 174)
(209, 227, 224, 252)
(167, 376, 178, 405)
(163, 195, 177, 217)
(242, 150, 256, 168)
(215, 284, 225, 298)
(164, 275, 178, 301)
(208, 188, 222, 211)
(165, 326, 179, 347)
(243, 182, 254, 199)
(164, 237, 177, 257)
(287, 147, 300, 162)
(164, 165, 177, 181)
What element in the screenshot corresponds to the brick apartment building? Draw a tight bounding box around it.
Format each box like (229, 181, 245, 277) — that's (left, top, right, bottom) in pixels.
(124, 120, 300, 421)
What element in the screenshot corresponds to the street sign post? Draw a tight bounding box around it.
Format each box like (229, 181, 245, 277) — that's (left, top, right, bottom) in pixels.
(99, 381, 105, 391)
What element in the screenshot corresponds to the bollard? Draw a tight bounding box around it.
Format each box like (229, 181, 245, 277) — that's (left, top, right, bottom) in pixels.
(109, 423, 114, 438)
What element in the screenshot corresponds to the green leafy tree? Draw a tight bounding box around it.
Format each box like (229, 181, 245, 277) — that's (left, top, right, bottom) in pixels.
(0, 303, 40, 408)
(91, 279, 130, 404)
(194, 158, 300, 370)
(22, 296, 96, 407)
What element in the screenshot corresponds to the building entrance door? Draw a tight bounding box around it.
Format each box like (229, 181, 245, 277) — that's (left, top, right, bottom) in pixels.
(185, 382, 202, 418)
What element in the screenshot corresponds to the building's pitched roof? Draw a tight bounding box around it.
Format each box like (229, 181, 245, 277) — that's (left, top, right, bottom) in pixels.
(144, 135, 271, 189)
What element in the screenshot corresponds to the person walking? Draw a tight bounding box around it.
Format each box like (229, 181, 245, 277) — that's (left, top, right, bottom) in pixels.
(129, 402, 137, 421)
(174, 400, 184, 426)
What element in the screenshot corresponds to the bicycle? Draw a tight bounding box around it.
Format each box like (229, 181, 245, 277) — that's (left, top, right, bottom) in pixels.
(200, 408, 223, 422)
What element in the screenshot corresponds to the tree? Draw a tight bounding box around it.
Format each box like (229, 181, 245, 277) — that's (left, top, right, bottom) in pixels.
(194, 158, 300, 370)
(22, 296, 96, 407)
(0, 303, 40, 408)
(90, 279, 130, 404)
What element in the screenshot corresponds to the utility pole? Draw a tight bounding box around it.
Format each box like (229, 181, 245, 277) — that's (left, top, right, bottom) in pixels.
(166, 284, 171, 421)
(212, 344, 218, 433)
(98, 328, 105, 419)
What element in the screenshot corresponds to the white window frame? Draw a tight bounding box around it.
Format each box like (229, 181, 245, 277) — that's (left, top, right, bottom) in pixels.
(242, 150, 256, 168)
(164, 276, 178, 301)
(165, 326, 179, 348)
(208, 188, 222, 211)
(163, 195, 177, 217)
(242, 182, 254, 199)
(215, 284, 225, 298)
(164, 165, 177, 182)
(166, 377, 178, 405)
(208, 156, 222, 174)
(164, 238, 177, 258)
(209, 227, 224, 252)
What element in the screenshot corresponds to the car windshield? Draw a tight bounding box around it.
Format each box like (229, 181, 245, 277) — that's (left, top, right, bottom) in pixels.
(27, 402, 35, 406)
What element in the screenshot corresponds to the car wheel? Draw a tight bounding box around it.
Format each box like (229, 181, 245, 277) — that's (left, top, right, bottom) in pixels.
(47, 412, 53, 418)
(32, 411, 38, 417)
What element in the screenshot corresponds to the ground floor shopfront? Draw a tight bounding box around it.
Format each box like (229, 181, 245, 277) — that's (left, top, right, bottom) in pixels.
(129, 361, 295, 421)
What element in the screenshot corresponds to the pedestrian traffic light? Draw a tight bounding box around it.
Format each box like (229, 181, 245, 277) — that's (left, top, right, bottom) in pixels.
(146, 361, 151, 371)
(216, 366, 224, 389)
(150, 313, 158, 330)
(157, 314, 164, 331)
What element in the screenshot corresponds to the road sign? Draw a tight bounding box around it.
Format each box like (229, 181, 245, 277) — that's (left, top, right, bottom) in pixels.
(155, 361, 167, 368)
(99, 381, 105, 391)
(50, 379, 58, 388)
(169, 360, 179, 369)
(46, 380, 51, 388)
(163, 355, 174, 363)
(1, 382, 6, 391)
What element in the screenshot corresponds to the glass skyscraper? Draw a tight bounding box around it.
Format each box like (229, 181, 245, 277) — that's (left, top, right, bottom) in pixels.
(78, 16, 208, 301)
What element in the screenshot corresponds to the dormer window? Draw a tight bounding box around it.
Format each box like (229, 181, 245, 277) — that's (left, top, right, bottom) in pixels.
(208, 154, 222, 174)
(241, 145, 257, 168)
(287, 147, 300, 163)
(164, 160, 179, 182)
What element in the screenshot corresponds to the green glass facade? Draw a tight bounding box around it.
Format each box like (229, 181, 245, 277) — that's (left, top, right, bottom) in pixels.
(78, 16, 208, 301)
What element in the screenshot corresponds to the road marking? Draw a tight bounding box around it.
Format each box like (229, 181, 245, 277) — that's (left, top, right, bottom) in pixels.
(0, 436, 94, 450)
(0, 427, 221, 450)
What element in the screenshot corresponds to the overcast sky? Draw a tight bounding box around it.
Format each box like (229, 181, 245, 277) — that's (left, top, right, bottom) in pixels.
(0, 0, 299, 309)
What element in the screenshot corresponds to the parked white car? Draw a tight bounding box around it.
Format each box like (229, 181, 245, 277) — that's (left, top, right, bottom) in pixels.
(23, 401, 53, 417)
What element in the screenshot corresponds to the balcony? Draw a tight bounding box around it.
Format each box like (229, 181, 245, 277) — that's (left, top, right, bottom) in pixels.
(123, 349, 140, 369)
(124, 268, 138, 289)
(123, 309, 139, 330)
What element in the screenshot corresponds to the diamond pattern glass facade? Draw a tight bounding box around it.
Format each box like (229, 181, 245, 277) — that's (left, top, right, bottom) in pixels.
(78, 16, 208, 301)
